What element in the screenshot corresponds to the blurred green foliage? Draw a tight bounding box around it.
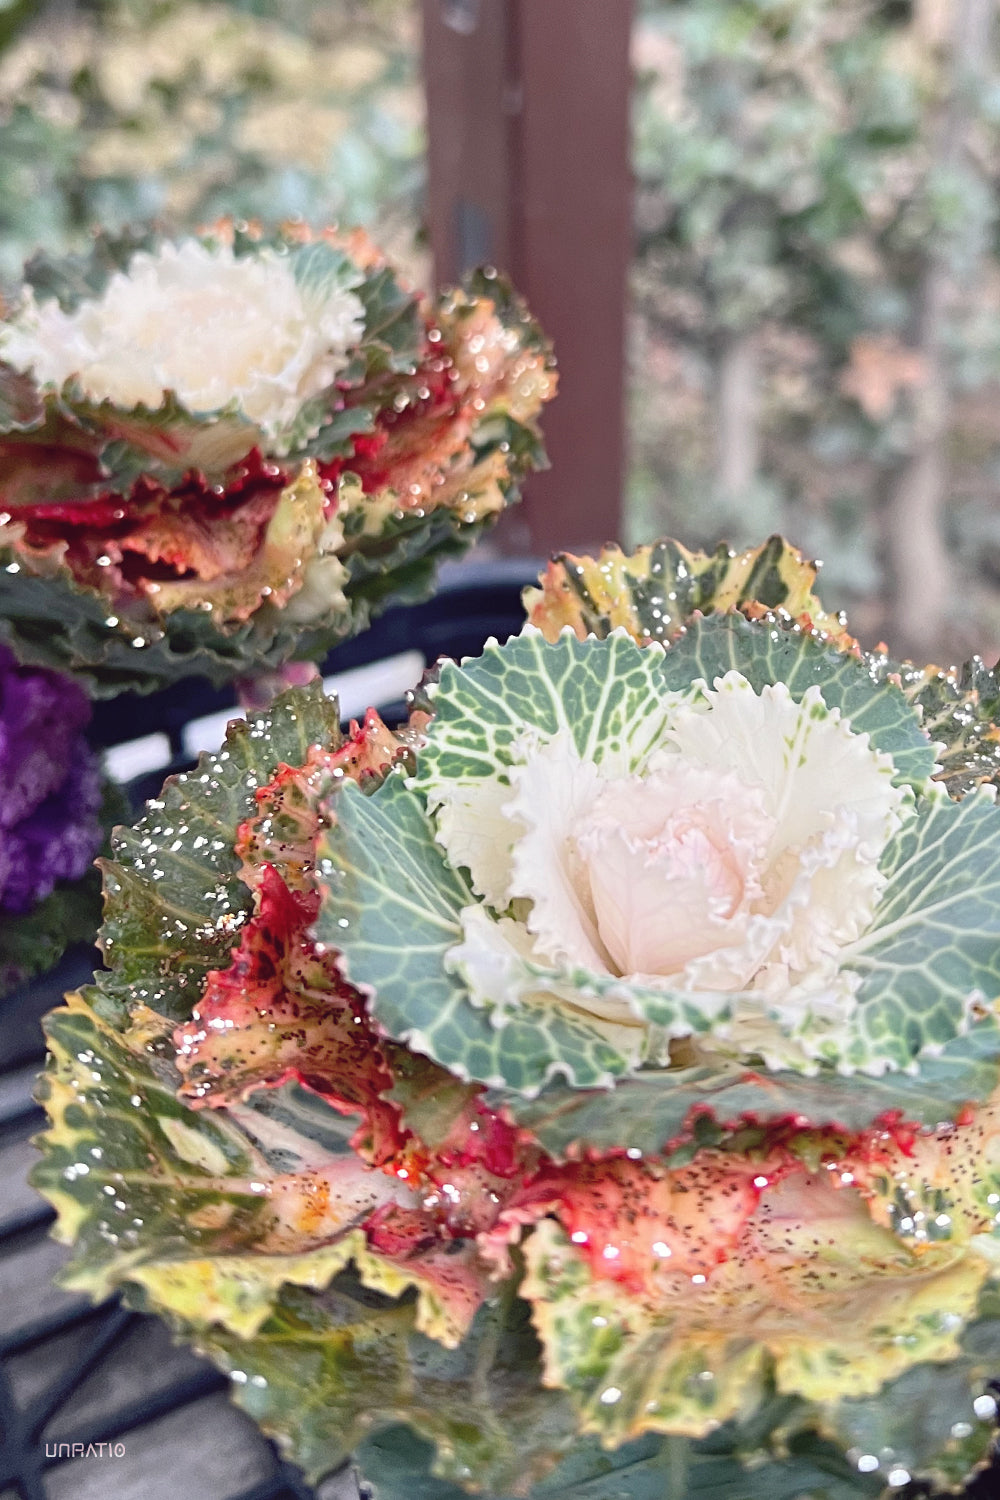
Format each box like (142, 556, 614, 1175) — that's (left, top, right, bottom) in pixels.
(632, 0, 1000, 656)
(0, 0, 425, 284)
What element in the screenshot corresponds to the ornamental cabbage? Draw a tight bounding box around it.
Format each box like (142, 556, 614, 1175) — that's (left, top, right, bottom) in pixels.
(0, 224, 554, 695)
(32, 537, 1000, 1499)
(0, 644, 112, 992)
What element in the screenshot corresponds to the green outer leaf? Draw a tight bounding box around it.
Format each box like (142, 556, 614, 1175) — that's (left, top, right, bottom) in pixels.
(100, 681, 343, 1020)
(831, 1282, 1000, 1492)
(344, 258, 424, 378)
(291, 240, 363, 299)
(0, 558, 353, 695)
(0, 868, 102, 996)
(843, 790, 1000, 1070)
(0, 360, 43, 430)
(198, 1281, 578, 1496)
(656, 614, 935, 791)
(21, 226, 161, 311)
(356, 1421, 886, 1500)
(493, 1020, 1000, 1160)
(315, 776, 640, 1092)
(415, 629, 676, 791)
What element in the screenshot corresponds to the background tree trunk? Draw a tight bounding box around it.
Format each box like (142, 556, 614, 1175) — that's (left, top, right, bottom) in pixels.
(713, 328, 760, 511)
(883, 0, 992, 659)
(883, 269, 950, 658)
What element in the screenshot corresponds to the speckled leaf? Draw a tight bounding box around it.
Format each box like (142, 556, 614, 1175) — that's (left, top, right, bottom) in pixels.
(32, 991, 272, 1302)
(495, 1022, 1000, 1160)
(843, 790, 1000, 1071)
(827, 1286, 1000, 1492)
(99, 682, 343, 1020)
(173, 866, 400, 1145)
(33, 987, 484, 1345)
(901, 656, 1000, 798)
(656, 614, 935, 792)
(521, 1214, 993, 1471)
(317, 775, 642, 1092)
(524, 534, 853, 651)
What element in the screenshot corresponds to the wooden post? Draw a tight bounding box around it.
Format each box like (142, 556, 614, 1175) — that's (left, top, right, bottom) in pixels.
(422, 0, 633, 555)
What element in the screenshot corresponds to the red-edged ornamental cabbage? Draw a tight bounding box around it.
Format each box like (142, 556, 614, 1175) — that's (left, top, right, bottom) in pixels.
(0, 644, 112, 993)
(32, 538, 1000, 1500)
(0, 223, 554, 695)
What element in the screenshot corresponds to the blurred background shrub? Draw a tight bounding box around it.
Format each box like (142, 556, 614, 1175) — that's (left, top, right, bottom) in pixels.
(632, 0, 1000, 659)
(0, 0, 425, 279)
(1, 0, 999, 660)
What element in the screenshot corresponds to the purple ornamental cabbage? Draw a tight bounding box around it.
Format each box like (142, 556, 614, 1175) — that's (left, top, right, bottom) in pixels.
(0, 645, 104, 984)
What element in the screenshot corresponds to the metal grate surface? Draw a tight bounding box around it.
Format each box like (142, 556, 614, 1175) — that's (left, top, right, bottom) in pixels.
(0, 564, 533, 1500)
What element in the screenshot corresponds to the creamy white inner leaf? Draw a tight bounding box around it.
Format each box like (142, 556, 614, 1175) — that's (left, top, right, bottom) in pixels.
(434, 670, 911, 1067)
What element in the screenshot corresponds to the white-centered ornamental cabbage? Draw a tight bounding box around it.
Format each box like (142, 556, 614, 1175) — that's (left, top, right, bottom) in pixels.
(0, 238, 366, 447)
(0, 229, 555, 695)
(316, 615, 1000, 1095)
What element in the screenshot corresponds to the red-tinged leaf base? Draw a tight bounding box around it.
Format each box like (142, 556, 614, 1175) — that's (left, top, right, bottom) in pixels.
(176, 717, 540, 1268)
(175, 864, 407, 1165)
